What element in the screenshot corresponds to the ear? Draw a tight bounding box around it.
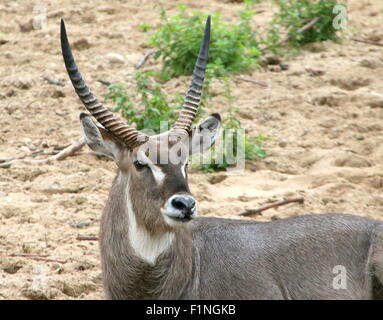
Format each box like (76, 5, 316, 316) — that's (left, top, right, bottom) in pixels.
(80, 113, 124, 161)
(189, 113, 221, 155)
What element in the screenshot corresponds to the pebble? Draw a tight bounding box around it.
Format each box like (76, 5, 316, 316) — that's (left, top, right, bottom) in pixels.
(359, 58, 382, 69)
(106, 53, 125, 64)
(208, 174, 228, 185)
(72, 38, 91, 51)
(333, 154, 371, 168)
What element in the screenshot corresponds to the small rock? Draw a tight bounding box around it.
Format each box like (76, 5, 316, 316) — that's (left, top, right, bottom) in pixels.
(208, 174, 228, 185)
(21, 287, 57, 300)
(237, 109, 254, 120)
(61, 281, 97, 297)
(306, 67, 325, 76)
(1, 206, 16, 219)
(20, 146, 30, 153)
(238, 195, 253, 202)
(279, 63, 289, 71)
(268, 65, 282, 72)
(72, 260, 95, 271)
(51, 90, 65, 98)
(75, 196, 87, 205)
(47, 9, 65, 19)
(333, 154, 371, 168)
(72, 38, 91, 51)
(5, 89, 15, 97)
(359, 58, 382, 69)
(368, 98, 383, 108)
(70, 221, 91, 228)
(12, 79, 33, 90)
(265, 54, 281, 65)
(303, 42, 326, 53)
(18, 19, 34, 32)
(1, 259, 24, 274)
(106, 53, 125, 64)
(278, 141, 287, 148)
(330, 77, 371, 91)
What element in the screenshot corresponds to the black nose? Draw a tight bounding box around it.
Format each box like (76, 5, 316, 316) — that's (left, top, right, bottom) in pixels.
(171, 196, 196, 216)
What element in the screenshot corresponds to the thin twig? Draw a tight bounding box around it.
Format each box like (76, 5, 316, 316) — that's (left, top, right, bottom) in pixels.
(3, 253, 67, 264)
(238, 197, 304, 217)
(43, 76, 65, 87)
(236, 76, 268, 87)
(0, 149, 60, 164)
(52, 137, 86, 160)
(135, 49, 157, 69)
(97, 79, 112, 86)
(0, 137, 86, 168)
(351, 38, 383, 47)
(76, 235, 99, 241)
(297, 17, 321, 34)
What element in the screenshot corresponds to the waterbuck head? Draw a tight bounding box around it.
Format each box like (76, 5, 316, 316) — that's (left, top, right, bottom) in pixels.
(60, 17, 220, 235)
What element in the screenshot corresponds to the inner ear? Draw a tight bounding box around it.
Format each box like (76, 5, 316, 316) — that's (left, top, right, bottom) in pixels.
(189, 113, 221, 155)
(80, 113, 124, 161)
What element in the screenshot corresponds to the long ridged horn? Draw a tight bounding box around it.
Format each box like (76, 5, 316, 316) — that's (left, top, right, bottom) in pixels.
(170, 15, 211, 139)
(60, 19, 148, 147)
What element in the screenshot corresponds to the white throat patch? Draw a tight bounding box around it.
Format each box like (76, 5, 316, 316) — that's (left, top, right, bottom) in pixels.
(125, 175, 174, 265)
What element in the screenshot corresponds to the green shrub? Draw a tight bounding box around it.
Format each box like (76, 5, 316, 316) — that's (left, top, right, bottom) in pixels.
(105, 71, 183, 133)
(269, 0, 346, 47)
(148, 3, 261, 80)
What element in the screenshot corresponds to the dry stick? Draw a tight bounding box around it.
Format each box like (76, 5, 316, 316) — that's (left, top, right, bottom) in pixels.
(76, 235, 99, 241)
(97, 79, 112, 86)
(238, 197, 304, 217)
(0, 149, 62, 165)
(3, 253, 67, 264)
(43, 76, 65, 87)
(236, 76, 268, 88)
(135, 49, 157, 69)
(296, 17, 321, 34)
(351, 38, 383, 47)
(0, 137, 86, 168)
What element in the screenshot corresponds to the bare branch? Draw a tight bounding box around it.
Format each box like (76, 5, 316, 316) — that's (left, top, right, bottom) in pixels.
(351, 38, 383, 47)
(0, 137, 86, 168)
(297, 17, 321, 34)
(135, 49, 157, 69)
(238, 197, 304, 217)
(43, 76, 65, 87)
(76, 235, 99, 241)
(97, 79, 112, 86)
(3, 253, 67, 264)
(236, 76, 268, 87)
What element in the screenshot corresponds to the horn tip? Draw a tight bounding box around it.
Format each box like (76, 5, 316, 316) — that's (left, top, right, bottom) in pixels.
(210, 113, 221, 122)
(79, 112, 91, 120)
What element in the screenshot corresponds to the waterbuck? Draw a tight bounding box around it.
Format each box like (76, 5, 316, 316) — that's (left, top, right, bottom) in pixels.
(60, 17, 383, 299)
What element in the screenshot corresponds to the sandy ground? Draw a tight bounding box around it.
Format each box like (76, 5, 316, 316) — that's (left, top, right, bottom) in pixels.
(0, 0, 382, 299)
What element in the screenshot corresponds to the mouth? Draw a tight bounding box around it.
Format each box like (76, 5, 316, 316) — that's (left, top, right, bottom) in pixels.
(162, 209, 197, 227)
(168, 215, 193, 223)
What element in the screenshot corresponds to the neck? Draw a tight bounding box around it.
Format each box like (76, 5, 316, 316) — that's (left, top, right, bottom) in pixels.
(99, 171, 193, 299)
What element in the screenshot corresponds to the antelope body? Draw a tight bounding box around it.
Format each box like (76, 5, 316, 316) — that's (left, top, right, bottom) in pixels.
(60, 17, 383, 299)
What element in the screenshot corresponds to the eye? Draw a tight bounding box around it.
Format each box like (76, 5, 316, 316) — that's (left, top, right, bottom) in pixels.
(133, 160, 148, 171)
